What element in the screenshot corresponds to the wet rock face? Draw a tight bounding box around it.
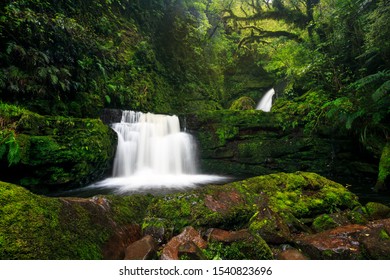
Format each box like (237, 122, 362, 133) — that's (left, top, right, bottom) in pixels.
(185, 110, 377, 182)
(206, 228, 251, 243)
(295, 224, 368, 260)
(294, 218, 390, 260)
(359, 219, 390, 259)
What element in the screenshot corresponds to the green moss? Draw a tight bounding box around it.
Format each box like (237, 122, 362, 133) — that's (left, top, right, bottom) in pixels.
(379, 229, 390, 240)
(347, 209, 368, 225)
(0, 106, 117, 191)
(108, 194, 153, 224)
(215, 126, 239, 146)
(237, 172, 360, 218)
(0, 181, 152, 259)
(0, 181, 62, 259)
(203, 236, 273, 260)
(375, 142, 390, 191)
(145, 185, 257, 234)
(363, 202, 390, 220)
(312, 214, 338, 232)
(249, 212, 290, 243)
(142, 217, 173, 243)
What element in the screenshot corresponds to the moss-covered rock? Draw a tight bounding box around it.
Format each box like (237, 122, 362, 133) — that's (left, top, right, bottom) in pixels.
(312, 214, 339, 232)
(363, 202, 390, 220)
(144, 172, 360, 241)
(0, 181, 152, 260)
(0, 104, 117, 192)
(185, 109, 378, 184)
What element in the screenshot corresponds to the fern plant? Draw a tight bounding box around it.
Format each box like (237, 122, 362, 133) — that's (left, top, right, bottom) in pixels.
(0, 130, 21, 166)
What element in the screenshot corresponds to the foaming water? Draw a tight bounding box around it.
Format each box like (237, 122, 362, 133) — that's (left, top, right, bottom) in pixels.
(81, 173, 229, 196)
(69, 110, 228, 196)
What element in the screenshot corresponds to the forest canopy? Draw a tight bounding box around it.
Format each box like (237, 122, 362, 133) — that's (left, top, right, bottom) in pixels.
(0, 0, 389, 154)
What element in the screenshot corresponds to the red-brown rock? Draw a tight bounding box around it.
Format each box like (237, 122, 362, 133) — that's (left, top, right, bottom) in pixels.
(124, 235, 156, 260)
(102, 224, 142, 260)
(204, 190, 244, 213)
(161, 226, 207, 260)
(206, 228, 251, 242)
(295, 224, 368, 259)
(359, 219, 390, 259)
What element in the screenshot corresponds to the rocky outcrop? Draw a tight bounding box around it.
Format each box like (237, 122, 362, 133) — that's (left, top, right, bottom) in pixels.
(185, 110, 378, 184)
(0, 106, 117, 192)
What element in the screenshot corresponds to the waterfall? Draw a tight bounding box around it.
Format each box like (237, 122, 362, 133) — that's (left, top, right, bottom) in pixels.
(256, 88, 275, 112)
(86, 110, 226, 194)
(112, 110, 197, 177)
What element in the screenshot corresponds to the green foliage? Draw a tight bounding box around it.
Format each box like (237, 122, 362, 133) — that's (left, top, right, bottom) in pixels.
(375, 142, 390, 191)
(0, 130, 21, 166)
(0, 104, 116, 191)
(230, 96, 256, 110)
(0, 0, 176, 116)
(203, 238, 273, 260)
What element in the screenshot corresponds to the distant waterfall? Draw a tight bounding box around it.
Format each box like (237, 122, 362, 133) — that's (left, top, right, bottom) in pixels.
(112, 110, 197, 177)
(85, 110, 226, 194)
(256, 88, 275, 112)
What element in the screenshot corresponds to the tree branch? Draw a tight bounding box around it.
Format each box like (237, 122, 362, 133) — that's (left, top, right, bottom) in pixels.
(238, 31, 302, 48)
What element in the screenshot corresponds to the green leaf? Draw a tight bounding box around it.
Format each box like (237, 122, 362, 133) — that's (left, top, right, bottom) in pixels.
(104, 95, 111, 104)
(50, 74, 58, 85)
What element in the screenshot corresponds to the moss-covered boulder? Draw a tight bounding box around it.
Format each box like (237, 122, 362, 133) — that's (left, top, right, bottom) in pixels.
(363, 202, 390, 220)
(144, 172, 360, 239)
(0, 181, 152, 259)
(0, 104, 116, 192)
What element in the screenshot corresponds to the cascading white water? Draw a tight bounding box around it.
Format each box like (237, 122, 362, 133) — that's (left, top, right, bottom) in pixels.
(112, 110, 197, 177)
(256, 88, 275, 112)
(86, 110, 226, 194)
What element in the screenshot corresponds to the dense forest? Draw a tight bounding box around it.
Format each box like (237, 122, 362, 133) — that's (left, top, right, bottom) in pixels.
(1, 0, 389, 188)
(0, 0, 389, 260)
